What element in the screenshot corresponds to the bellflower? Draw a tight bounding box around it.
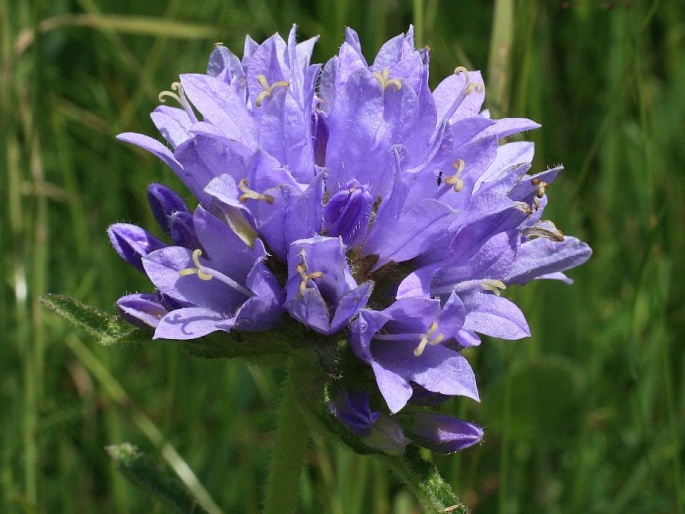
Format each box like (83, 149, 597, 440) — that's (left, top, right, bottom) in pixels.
(112, 25, 591, 452)
(330, 388, 482, 455)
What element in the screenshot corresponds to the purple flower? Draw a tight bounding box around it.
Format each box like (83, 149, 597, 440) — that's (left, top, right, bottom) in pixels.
(112, 25, 592, 443)
(330, 388, 482, 455)
(403, 412, 483, 454)
(328, 388, 410, 455)
(108, 223, 166, 272)
(142, 206, 284, 339)
(350, 293, 479, 413)
(285, 236, 373, 335)
(329, 389, 380, 437)
(116, 293, 169, 329)
(146, 183, 190, 236)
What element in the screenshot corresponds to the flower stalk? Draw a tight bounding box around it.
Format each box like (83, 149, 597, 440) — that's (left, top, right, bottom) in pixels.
(263, 359, 311, 514)
(380, 450, 469, 514)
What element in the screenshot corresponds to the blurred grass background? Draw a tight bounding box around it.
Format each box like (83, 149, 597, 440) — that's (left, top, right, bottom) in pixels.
(2, 0, 684, 512)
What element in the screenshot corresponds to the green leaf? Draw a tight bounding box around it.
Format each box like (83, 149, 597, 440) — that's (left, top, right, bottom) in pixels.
(40, 294, 153, 346)
(106, 443, 209, 514)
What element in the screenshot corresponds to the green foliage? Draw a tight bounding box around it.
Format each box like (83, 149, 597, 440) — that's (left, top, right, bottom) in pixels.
(2, 0, 684, 513)
(40, 294, 155, 346)
(106, 443, 209, 514)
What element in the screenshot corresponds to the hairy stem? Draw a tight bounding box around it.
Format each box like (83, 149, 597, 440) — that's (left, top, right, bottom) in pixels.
(263, 360, 311, 514)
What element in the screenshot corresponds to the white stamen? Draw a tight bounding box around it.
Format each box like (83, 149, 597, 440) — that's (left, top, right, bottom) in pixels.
(414, 322, 445, 357)
(296, 250, 324, 296)
(373, 68, 403, 92)
(178, 249, 254, 297)
(443, 67, 483, 122)
(158, 82, 198, 123)
(255, 74, 290, 107)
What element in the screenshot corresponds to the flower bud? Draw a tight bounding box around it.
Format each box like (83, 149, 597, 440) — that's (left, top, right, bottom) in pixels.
(108, 223, 166, 272)
(323, 180, 373, 246)
(404, 412, 483, 454)
(147, 183, 189, 235)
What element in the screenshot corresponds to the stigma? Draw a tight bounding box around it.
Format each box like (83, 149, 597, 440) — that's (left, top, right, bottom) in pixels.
(442, 67, 483, 121)
(238, 178, 275, 204)
(414, 322, 445, 357)
(178, 249, 254, 298)
(482, 279, 506, 296)
(158, 82, 198, 123)
(178, 249, 213, 280)
(441, 159, 465, 192)
(373, 69, 403, 92)
(444, 278, 507, 296)
(255, 74, 290, 107)
(522, 221, 564, 242)
(296, 250, 324, 296)
(531, 177, 549, 198)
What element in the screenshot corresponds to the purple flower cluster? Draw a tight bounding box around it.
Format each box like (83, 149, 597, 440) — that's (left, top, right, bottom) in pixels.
(110, 26, 591, 454)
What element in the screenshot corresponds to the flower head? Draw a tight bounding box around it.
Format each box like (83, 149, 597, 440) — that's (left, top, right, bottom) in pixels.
(113, 25, 591, 452)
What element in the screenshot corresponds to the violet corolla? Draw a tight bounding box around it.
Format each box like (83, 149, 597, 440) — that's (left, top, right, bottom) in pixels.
(111, 26, 591, 454)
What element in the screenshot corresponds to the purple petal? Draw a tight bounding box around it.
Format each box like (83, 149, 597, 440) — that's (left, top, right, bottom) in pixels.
(433, 70, 485, 122)
(481, 117, 540, 140)
(370, 360, 415, 414)
(179, 74, 256, 148)
(154, 307, 235, 340)
(371, 340, 479, 413)
(117, 293, 168, 328)
(364, 199, 456, 270)
(285, 287, 331, 334)
(117, 132, 184, 177)
(235, 262, 285, 331)
(150, 106, 192, 148)
(147, 183, 189, 235)
(461, 292, 531, 339)
(329, 389, 379, 436)
(405, 413, 483, 454)
(504, 236, 592, 285)
(329, 281, 374, 333)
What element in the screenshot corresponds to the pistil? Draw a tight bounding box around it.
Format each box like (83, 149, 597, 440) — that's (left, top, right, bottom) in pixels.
(255, 74, 290, 107)
(178, 249, 254, 297)
(442, 67, 483, 122)
(238, 178, 275, 204)
(158, 82, 198, 123)
(414, 322, 445, 357)
(373, 68, 403, 92)
(296, 251, 324, 296)
(442, 159, 465, 192)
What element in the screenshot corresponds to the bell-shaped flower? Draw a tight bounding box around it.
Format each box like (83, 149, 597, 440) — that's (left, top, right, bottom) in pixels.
(285, 236, 373, 335)
(142, 206, 283, 340)
(110, 26, 593, 434)
(350, 294, 479, 414)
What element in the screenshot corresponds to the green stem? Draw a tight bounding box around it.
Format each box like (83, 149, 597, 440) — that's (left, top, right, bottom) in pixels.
(379, 451, 469, 514)
(263, 360, 311, 514)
